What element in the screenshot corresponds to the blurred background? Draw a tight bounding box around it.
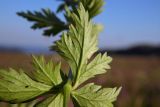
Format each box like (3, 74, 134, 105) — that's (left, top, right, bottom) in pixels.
(0, 0, 160, 107)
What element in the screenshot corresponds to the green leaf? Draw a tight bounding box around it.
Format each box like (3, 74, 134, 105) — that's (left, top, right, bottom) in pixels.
(54, 3, 99, 87)
(57, 0, 104, 19)
(0, 69, 52, 103)
(32, 56, 62, 86)
(76, 53, 112, 86)
(81, 0, 105, 18)
(17, 0, 104, 37)
(35, 93, 64, 107)
(57, 0, 77, 13)
(10, 103, 27, 107)
(72, 83, 121, 107)
(17, 9, 67, 36)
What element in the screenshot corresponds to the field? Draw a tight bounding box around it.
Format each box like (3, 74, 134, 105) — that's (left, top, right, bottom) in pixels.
(0, 52, 160, 107)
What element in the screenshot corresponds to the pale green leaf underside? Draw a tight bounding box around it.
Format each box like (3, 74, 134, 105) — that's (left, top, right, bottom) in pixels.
(0, 69, 51, 103)
(32, 56, 62, 86)
(35, 93, 64, 107)
(55, 3, 99, 86)
(76, 53, 112, 86)
(72, 83, 121, 107)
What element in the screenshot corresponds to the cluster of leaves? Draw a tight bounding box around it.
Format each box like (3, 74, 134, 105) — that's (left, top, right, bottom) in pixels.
(0, 3, 121, 107)
(17, 0, 105, 36)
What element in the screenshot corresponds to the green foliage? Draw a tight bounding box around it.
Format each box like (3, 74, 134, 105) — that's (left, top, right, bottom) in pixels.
(32, 56, 62, 86)
(81, 0, 105, 18)
(0, 68, 51, 103)
(17, 0, 104, 36)
(9, 100, 38, 107)
(0, 1, 121, 107)
(76, 53, 112, 87)
(72, 83, 121, 107)
(53, 4, 111, 88)
(17, 9, 67, 36)
(57, 0, 104, 18)
(35, 93, 64, 107)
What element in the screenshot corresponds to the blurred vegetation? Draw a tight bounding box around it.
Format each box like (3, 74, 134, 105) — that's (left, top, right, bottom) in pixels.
(0, 53, 159, 107)
(17, 0, 104, 37)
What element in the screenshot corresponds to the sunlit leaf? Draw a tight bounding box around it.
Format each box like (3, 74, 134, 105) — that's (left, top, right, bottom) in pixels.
(0, 69, 51, 103)
(32, 56, 62, 86)
(72, 83, 121, 107)
(35, 93, 64, 107)
(76, 53, 112, 86)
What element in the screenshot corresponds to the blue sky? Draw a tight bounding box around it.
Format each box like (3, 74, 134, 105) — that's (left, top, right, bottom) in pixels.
(0, 0, 160, 51)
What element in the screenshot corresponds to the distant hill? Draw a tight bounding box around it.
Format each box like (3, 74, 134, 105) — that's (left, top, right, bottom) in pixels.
(101, 45, 160, 56)
(0, 46, 23, 53)
(1, 45, 160, 55)
(0, 46, 52, 54)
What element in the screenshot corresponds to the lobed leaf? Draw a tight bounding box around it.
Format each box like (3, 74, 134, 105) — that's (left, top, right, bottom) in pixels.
(72, 83, 121, 107)
(81, 0, 105, 18)
(0, 69, 52, 103)
(17, 9, 67, 36)
(35, 93, 64, 107)
(57, 0, 104, 19)
(54, 3, 99, 87)
(32, 56, 62, 86)
(76, 53, 112, 86)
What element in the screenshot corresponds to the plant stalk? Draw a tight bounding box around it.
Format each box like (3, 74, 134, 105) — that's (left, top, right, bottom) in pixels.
(63, 80, 72, 107)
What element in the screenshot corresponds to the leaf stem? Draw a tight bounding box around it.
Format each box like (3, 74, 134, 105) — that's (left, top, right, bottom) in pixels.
(63, 80, 72, 107)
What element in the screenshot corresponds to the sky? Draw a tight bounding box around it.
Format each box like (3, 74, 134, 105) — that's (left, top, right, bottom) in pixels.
(0, 0, 160, 52)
